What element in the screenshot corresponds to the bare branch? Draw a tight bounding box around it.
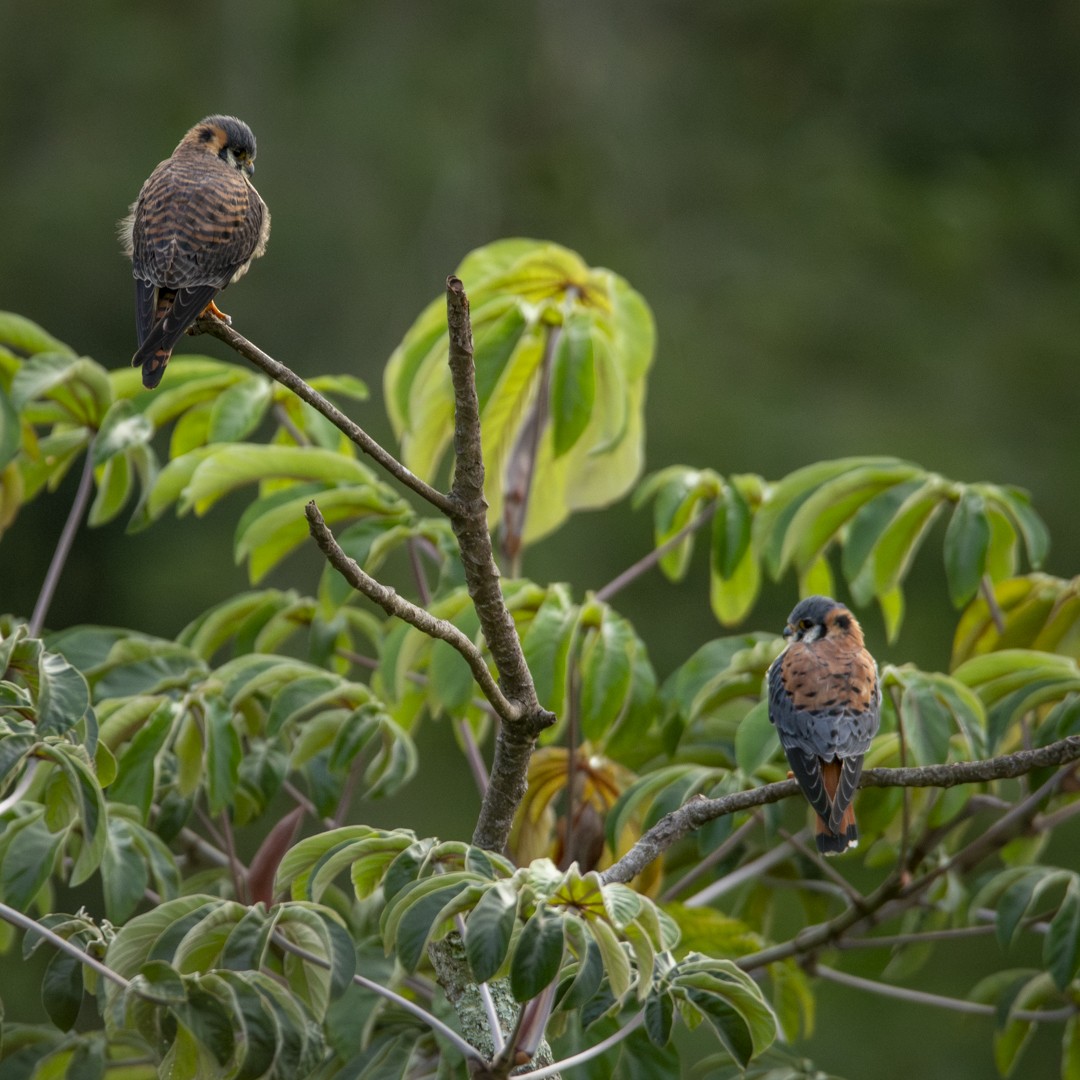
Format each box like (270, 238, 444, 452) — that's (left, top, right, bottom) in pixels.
(601, 735, 1080, 885)
(306, 500, 517, 719)
(0, 901, 130, 991)
(816, 964, 1075, 1022)
(444, 277, 557, 851)
(194, 314, 454, 516)
(594, 498, 718, 603)
(30, 449, 96, 636)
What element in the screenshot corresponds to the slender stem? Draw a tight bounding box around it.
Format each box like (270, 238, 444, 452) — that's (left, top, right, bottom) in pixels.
(273, 935, 484, 1064)
(0, 901, 130, 990)
(218, 811, 246, 902)
(816, 964, 1074, 1022)
(500, 318, 562, 570)
(684, 837, 801, 908)
(660, 813, 760, 902)
(778, 825, 865, 905)
(514, 1012, 644, 1080)
(409, 537, 433, 606)
(306, 501, 518, 720)
(452, 911, 504, 1055)
(30, 449, 96, 636)
(454, 717, 490, 797)
(836, 924, 996, 949)
(195, 314, 454, 515)
(594, 499, 718, 603)
(980, 574, 1007, 634)
(889, 683, 912, 870)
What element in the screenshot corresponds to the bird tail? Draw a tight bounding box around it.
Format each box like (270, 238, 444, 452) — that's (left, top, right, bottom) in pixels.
(131, 283, 219, 389)
(815, 803, 858, 855)
(816, 759, 858, 855)
(133, 343, 174, 390)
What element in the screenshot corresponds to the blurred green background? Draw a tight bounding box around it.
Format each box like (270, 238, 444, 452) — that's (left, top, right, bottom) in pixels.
(1, 2, 1078, 1075)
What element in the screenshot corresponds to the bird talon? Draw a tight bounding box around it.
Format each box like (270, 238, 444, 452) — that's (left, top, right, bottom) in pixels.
(203, 299, 232, 324)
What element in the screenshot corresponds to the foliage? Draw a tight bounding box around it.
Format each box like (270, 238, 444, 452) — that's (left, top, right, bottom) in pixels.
(1, 240, 1079, 1080)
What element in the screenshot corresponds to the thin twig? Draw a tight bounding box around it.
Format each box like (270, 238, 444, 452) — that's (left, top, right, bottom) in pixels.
(660, 813, 761, 902)
(218, 811, 247, 902)
(816, 964, 1074, 1022)
(409, 537, 433, 606)
(685, 837, 802, 908)
(835, 924, 996, 949)
(514, 1011, 645, 1080)
(194, 314, 454, 515)
(306, 500, 517, 720)
(980, 574, 1007, 634)
(778, 825, 865, 905)
(0, 901, 130, 991)
(30, 449, 97, 636)
(454, 717, 491, 797)
(594, 499, 718, 603)
(273, 934, 484, 1064)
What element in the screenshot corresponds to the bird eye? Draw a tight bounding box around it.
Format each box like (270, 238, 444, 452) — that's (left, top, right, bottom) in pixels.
(798, 618, 812, 631)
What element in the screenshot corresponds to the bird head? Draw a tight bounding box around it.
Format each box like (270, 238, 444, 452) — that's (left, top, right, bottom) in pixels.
(182, 115, 258, 176)
(782, 595, 864, 647)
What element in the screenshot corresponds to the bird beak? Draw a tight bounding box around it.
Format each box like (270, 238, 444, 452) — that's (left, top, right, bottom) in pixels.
(782, 626, 793, 639)
(244, 161, 255, 177)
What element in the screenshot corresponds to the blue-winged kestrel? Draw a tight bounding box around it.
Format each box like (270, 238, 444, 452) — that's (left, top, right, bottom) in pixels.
(767, 595, 881, 855)
(119, 115, 270, 389)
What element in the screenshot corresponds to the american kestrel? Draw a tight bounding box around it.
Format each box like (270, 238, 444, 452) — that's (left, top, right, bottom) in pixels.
(119, 115, 270, 389)
(767, 595, 881, 855)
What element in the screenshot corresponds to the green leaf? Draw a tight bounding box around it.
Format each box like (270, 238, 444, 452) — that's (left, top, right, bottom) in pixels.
(1, 813, 63, 911)
(579, 608, 636, 743)
(108, 700, 175, 820)
(101, 817, 150, 923)
(35, 648, 91, 737)
(92, 400, 153, 467)
(511, 906, 565, 1001)
(550, 314, 596, 457)
(0, 385, 22, 470)
(944, 491, 991, 607)
(1045, 877, 1080, 990)
(36, 742, 108, 887)
(464, 881, 518, 983)
(205, 697, 241, 815)
(42, 949, 83, 1031)
(734, 699, 775, 776)
(711, 484, 751, 581)
(0, 311, 76, 357)
(207, 375, 273, 443)
(392, 880, 473, 973)
(997, 487, 1050, 569)
(781, 461, 922, 574)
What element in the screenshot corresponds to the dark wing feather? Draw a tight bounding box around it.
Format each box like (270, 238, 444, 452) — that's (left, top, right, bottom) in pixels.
(768, 656, 833, 825)
(134, 279, 157, 346)
(131, 283, 219, 366)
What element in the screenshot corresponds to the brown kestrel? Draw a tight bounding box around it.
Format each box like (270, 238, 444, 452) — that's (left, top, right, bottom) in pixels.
(119, 115, 270, 389)
(767, 595, 881, 855)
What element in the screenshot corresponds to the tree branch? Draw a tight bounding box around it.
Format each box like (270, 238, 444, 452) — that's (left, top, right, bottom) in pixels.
(306, 500, 518, 719)
(594, 498, 717, 603)
(444, 277, 557, 852)
(816, 965, 1075, 1022)
(601, 735, 1080, 885)
(194, 314, 454, 516)
(0, 901, 130, 991)
(30, 448, 97, 636)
